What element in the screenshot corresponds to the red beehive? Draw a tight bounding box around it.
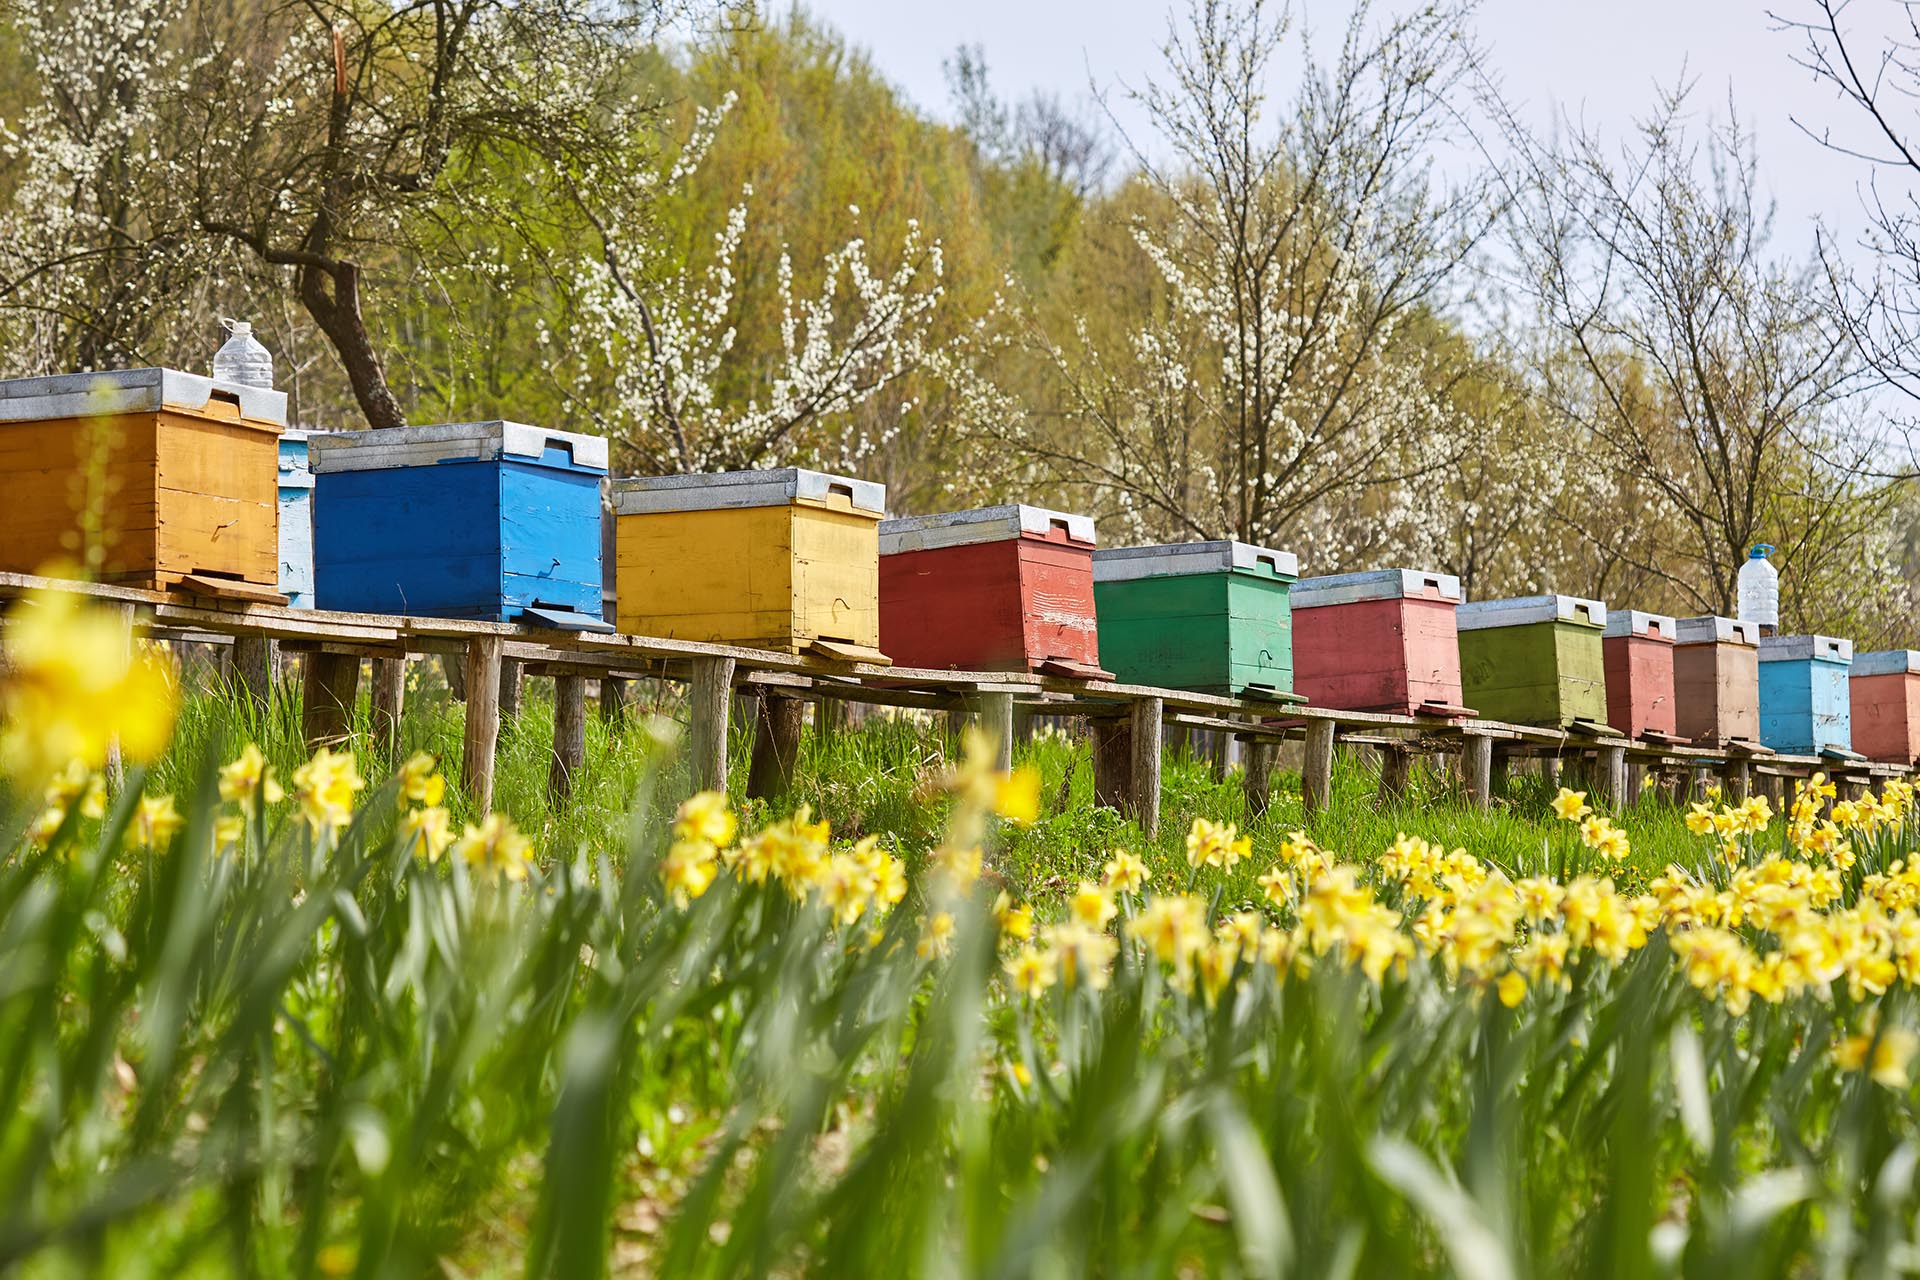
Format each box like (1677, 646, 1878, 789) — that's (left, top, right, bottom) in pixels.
(1850, 650, 1920, 765)
(1602, 610, 1680, 741)
(1288, 569, 1471, 716)
(878, 505, 1110, 677)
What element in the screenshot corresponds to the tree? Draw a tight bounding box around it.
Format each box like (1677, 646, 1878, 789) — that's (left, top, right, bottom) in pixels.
(998, 0, 1497, 563)
(1497, 85, 1907, 631)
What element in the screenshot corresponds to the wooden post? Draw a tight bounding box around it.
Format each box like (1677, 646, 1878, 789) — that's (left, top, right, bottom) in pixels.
(1594, 744, 1628, 812)
(1013, 710, 1035, 748)
(1489, 748, 1509, 797)
(1624, 760, 1646, 804)
(548, 673, 588, 804)
(1720, 756, 1750, 802)
(599, 676, 631, 724)
(1129, 696, 1163, 840)
(498, 658, 524, 721)
(1377, 743, 1412, 804)
(1542, 756, 1563, 790)
(1242, 734, 1277, 816)
(688, 656, 735, 795)
(301, 652, 361, 752)
(370, 656, 406, 759)
(1838, 774, 1868, 803)
(1302, 719, 1337, 817)
(104, 603, 135, 792)
(232, 635, 277, 717)
(462, 637, 504, 814)
(747, 694, 805, 800)
(1091, 715, 1132, 811)
(1462, 733, 1494, 811)
(977, 690, 1015, 773)
(1688, 765, 1711, 803)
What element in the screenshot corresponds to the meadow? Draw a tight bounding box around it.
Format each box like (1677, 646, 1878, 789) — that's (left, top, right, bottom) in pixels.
(5, 600, 1920, 1278)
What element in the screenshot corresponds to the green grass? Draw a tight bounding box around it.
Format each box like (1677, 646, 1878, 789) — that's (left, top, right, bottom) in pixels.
(8, 676, 1911, 1277)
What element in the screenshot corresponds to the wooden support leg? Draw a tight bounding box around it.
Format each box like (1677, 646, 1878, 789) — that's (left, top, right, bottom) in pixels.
(461, 637, 504, 814)
(1013, 710, 1035, 747)
(1377, 743, 1412, 805)
(1242, 736, 1277, 816)
(1542, 756, 1563, 790)
(1688, 766, 1711, 803)
(301, 653, 361, 752)
(1489, 748, 1509, 798)
(1207, 728, 1234, 782)
(498, 658, 524, 721)
(977, 690, 1015, 773)
(1624, 760, 1645, 804)
(1129, 696, 1163, 840)
(1302, 720, 1337, 817)
(370, 656, 406, 759)
(1091, 716, 1132, 812)
(232, 635, 277, 717)
(1463, 733, 1494, 811)
(747, 694, 805, 800)
(548, 673, 588, 804)
(599, 676, 631, 725)
(1720, 757, 1750, 802)
(1594, 744, 1627, 812)
(1839, 775, 1867, 803)
(688, 656, 736, 795)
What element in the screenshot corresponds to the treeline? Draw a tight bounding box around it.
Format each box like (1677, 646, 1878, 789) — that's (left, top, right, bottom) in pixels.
(0, 0, 1914, 639)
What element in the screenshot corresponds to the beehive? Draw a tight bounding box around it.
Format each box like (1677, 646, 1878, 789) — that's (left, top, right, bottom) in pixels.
(0, 368, 284, 590)
(1091, 541, 1299, 697)
(1758, 634, 1855, 756)
(878, 505, 1108, 676)
(613, 468, 888, 660)
(1672, 616, 1760, 747)
(310, 421, 609, 628)
(1455, 595, 1610, 729)
(1601, 610, 1679, 740)
(277, 431, 314, 608)
(1851, 650, 1920, 765)
(1288, 569, 1470, 715)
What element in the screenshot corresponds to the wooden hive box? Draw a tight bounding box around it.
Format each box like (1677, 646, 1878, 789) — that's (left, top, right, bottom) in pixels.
(613, 468, 889, 661)
(1851, 650, 1920, 765)
(310, 421, 610, 629)
(277, 430, 315, 608)
(1601, 610, 1680, 741)
(1288, 569, 1471, 716)
(1455, 595, 1611, 729)
(878, 504, 1110, 677)
(0, 367, 284, 591)
(1091, 540, 1299, 698)
(1673, 616, 1760, 747)
(1758, 634, 1855, 757)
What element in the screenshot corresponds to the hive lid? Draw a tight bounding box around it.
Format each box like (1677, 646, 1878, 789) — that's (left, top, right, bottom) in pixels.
(1853, 649, 1920, 677)
(879, 504, 1095, 554)
(1673, 615, 1758, 647)
(0, 367, 288, 428)
(310, 421, 608, 474)
(1601, 610, 1677, 641)
(612, 467, 885, 517)
(1759, 634, 1853, 664)
(1290, 568, 1461, 609)
(1454, 594, 1605, 631)
(1091, 539, 1298, 583)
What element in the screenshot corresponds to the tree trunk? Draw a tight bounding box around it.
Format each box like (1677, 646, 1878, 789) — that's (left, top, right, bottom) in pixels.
(300, 261, 407, 431)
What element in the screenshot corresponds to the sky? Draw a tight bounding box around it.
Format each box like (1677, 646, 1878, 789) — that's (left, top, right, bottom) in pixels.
(794, 0, 1902, 257)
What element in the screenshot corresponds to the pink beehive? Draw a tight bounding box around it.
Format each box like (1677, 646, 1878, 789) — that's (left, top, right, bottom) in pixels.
(1289, 569, 1471, 716)
(1601, 610, 1680, 741)
(1851, 650, 1920, 765)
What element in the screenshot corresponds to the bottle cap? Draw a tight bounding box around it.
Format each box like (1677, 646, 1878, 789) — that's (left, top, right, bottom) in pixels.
(220, 317, 251, 337)
(1749, 544, 1775, 559)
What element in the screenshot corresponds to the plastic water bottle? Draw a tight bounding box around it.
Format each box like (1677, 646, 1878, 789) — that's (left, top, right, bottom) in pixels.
(1737, 544, 1779, 634)
(211, 318, 274, 388)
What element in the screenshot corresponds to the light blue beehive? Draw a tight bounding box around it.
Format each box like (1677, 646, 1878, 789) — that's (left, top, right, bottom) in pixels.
(1757, 633, 1856, 756)
(309, 421, 611, 629)
(277, 430, 314, 608)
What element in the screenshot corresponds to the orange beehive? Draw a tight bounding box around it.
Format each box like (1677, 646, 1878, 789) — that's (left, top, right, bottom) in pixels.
(0, 368, 284, 590)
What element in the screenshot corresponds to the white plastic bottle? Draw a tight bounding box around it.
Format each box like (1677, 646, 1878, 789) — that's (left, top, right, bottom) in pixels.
(211, 318, 274, 389)
(1737, 543, 1779, 635)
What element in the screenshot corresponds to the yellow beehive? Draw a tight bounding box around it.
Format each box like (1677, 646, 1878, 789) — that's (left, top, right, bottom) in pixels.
(613, 468, 889, 661)
(0, 368, 285, 591)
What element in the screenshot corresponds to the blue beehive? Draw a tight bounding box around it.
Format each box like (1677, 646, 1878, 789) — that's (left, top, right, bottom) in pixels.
(277, 430, 315, 608)
(1758, 634, 1855, 756)
(310, 421, 610, 629)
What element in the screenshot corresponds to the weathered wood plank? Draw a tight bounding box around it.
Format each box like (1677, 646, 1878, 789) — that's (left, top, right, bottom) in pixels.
(688, 655, 736, 794)
(1129, 696, 1163, 839)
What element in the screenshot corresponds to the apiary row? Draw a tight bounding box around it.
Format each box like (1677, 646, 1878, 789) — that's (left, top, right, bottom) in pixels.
(4, 367, 1919, 765)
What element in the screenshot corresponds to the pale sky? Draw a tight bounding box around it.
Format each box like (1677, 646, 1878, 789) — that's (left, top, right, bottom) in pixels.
(795, 0, 1902, 257)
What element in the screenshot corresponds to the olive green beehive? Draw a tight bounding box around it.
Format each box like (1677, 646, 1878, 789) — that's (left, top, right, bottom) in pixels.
(1455, 595, 1610, 729)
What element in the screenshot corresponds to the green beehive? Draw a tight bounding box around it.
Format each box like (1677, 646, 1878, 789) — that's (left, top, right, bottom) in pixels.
(1455, 594, 1611, 729)
(1091, 540, 1299, 697)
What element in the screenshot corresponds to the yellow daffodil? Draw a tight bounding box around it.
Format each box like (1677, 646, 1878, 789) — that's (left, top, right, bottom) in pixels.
(451, 812, 534, 882)
(398, 805, 454, 863)
(218, 743, 284, 817)
(994, 766, 1042, 826)
(129, 793, 184, 850)
(396, 751, 445, 808)
(1101, 848, 1151, 895)
(1550, 787, 1591, 822)
(292, 746, 365, 835)
(1003, 946, 1056, 999)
